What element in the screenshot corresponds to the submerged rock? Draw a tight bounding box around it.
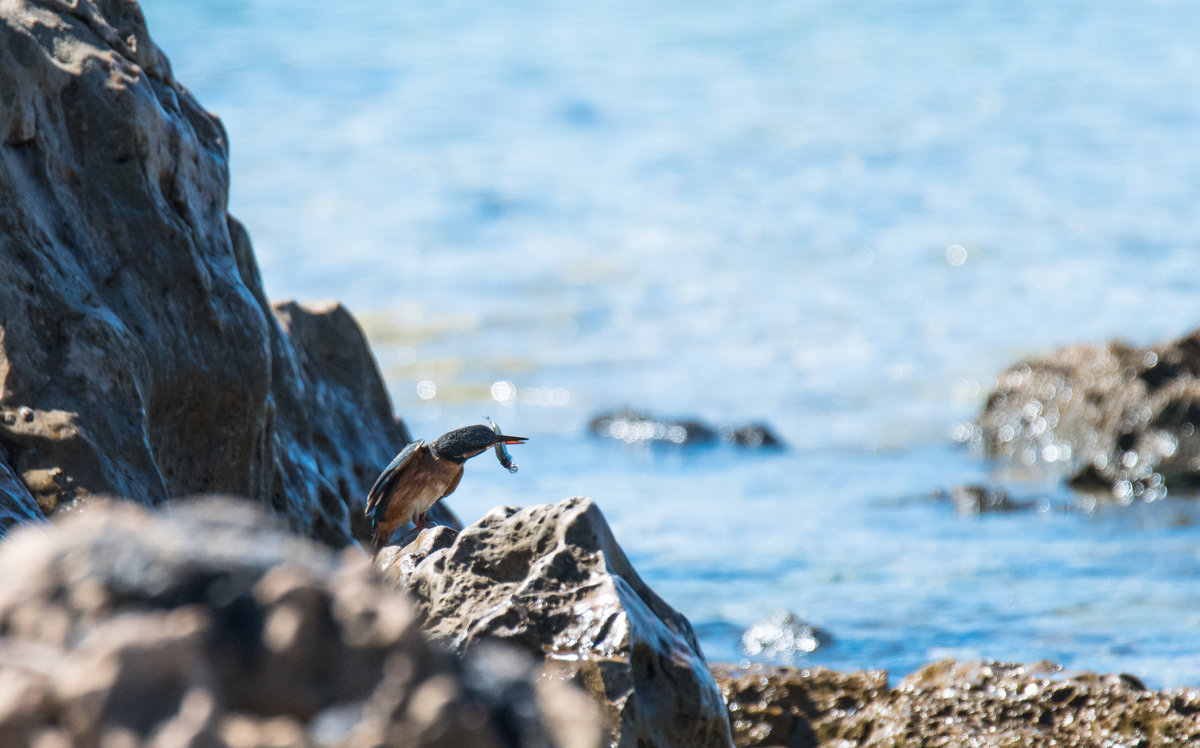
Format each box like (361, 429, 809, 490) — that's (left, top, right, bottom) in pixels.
(944, 484, 1026, 515)
(975, 328, 1200, 501)
(589, 410, 783, 449)
(384, 497, 735, 748)
(828, 659, 1200, 747)
(0, 0, 414, 546)
(740, 611, 833, 661)
(0, 497, 594, 747)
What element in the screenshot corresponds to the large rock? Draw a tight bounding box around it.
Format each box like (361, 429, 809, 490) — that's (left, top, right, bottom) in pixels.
(0, 497, 597, 747)
(975, 328, 1200, 499)
(0, 0, 412, 545)
(827, 659, 1200, 747)
(382, 497, 735, 748)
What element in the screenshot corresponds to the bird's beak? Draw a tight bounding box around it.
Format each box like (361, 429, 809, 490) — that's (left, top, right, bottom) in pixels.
(496, 435, 527, 445)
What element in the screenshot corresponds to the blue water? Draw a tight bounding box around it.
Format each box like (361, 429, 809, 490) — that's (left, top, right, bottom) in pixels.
(144, 1, 1200, 688)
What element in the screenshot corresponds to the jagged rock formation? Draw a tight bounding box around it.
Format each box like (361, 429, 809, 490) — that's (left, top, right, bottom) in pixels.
(0, 0, 414, 545)
(0, 497, 597, 747)
(380, 497, 735, 748)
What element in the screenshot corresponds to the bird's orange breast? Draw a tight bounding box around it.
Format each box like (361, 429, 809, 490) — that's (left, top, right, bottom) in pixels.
(383, 457, 462, 525)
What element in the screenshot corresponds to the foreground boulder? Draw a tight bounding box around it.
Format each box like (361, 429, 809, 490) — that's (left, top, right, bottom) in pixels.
(380, 497, 735, 747)
(0, 497, 596, 747)
(0, 0, 412, 545)
(976, 327, 1200, 499)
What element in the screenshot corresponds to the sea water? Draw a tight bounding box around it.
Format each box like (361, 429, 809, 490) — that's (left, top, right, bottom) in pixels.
(144, 0, 1200, 687)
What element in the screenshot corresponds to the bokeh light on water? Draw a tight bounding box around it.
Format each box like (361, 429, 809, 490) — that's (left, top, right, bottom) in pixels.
(145, 1, 1200, 687)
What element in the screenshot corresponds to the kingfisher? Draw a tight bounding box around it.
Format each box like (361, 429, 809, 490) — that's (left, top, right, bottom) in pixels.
(365, 423, 527, 552)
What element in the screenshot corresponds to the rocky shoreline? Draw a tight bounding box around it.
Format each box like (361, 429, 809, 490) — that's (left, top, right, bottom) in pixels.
(2, 0, 1200, 745)
(2, 498, 1198, 747)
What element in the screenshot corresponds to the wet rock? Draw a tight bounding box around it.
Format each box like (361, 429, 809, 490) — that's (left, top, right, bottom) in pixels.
(711, 662, 888, 748)
(0, 0, 415, 546)
(975, 328, 1200, 500)
(740, 612, 833, 661)
(827, 659, 1200, 747)
(0, 459, 43, 537)
(385, 497, 734, 747)
(0, 497, 593, 747)
(589, 410, 783, 449)
(723, 423, 783, 449)
(945, 484, 1024, 515)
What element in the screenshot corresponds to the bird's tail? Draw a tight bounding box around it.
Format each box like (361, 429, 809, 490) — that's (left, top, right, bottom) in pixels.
(369, 526, 387, 555)
(367, 500, 388, 555)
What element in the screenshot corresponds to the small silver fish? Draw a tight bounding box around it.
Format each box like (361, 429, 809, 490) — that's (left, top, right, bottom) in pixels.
(486, 417, 519, 473)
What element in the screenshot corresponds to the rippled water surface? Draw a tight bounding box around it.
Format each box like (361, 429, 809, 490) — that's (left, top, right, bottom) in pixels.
(145, 1, 1200, 687)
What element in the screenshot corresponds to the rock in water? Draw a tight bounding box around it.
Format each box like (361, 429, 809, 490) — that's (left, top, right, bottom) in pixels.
(389, 497, 735, 747)
(975, 328, 1200, 500)
(0, 497, 594, 747)
(739, 611, 833, 661)
(0, 0, 411, 545)
(589, 410, 783, 449)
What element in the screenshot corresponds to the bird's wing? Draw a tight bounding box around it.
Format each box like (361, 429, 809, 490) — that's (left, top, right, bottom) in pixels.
(440, 468, 464, 499)
(364, 440, 424, 518)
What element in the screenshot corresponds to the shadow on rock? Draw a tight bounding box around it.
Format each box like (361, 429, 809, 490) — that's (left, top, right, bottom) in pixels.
(381, 497, 735, 748)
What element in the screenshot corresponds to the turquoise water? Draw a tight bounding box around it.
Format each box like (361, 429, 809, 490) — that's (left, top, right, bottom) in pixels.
(145, 1, 1200, 687)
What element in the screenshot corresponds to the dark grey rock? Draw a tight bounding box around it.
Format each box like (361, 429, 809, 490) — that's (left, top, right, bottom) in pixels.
(589, 410, 783, 449)
(0, 0, 423, 547)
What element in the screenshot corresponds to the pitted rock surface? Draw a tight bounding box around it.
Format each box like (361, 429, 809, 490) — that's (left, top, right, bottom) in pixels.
(0, 497, 596, 747)
(387, 497, 735, 748)
(0, 0, 415, 545)
(711, 662, 887, 748)
(828, 659, 1200, 748)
